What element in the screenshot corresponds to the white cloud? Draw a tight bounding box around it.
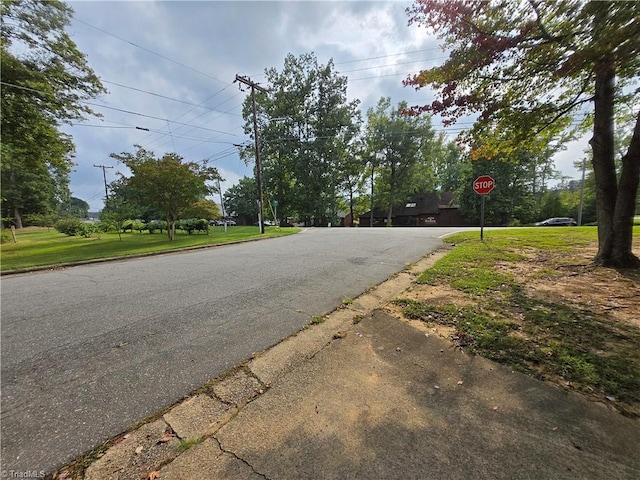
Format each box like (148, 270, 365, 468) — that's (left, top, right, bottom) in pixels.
(62, 0, 587, 211)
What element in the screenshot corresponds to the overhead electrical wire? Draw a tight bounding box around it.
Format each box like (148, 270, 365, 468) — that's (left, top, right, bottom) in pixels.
(83, 101, 239, 137)
(102, 79, 242, 116)
(73, 17, 228, 86)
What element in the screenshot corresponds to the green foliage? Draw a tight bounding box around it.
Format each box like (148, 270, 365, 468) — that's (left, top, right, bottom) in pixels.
(22, 212, 57, 227)
(1, 0, 105, 226)
(405, 0, 640, 267)
(243, 52, 361, 225)
(176, 219, 209, 234)
(100, 196, 139, 241)
(1, 227, 14, 244)
(55, 217, 83, 236)
(110, 146, 220, 240)
(183, 199, 220, 220)
(77, 222, 100, 238)
(145, 220, 168, 234)
(224, 176, 258, 225)
(365, 97, 440, 219)
(60, 196, 90, 219)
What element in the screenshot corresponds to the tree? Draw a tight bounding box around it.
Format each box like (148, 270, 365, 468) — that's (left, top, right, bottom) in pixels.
(183, 199, 221, 220)
(100, 196, 137, 241)
(1, 0, 106, 227)
(223, 176, 258, 225)
(405, 0, 640, 267)
(61, 196, 90, 218)
(365, 97, 438, 225)
(241, 53, 361, 225)
(337, 140, 368, 227)
(110, 146, 219, 241)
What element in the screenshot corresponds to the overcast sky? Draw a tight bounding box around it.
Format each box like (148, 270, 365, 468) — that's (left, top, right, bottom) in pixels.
(64, 0, 586, 212)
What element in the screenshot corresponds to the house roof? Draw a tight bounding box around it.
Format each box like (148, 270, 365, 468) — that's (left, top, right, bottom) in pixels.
(363, 193, 456, 218)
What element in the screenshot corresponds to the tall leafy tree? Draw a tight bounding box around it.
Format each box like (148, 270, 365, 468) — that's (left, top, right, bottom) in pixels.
(405, 0, 640, 267)
(1, 0, 106, 227)
(111, 146, 220, 241)
(365, 97, 438, 225)
(241, 53, 361, 225)
(223, 176, 258, 225)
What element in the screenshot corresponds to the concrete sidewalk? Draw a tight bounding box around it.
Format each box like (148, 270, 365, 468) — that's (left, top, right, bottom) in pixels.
(81, 256, 640, 480)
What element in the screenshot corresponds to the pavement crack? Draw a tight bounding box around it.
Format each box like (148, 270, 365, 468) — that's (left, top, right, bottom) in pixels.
(212, 436, 272, 480)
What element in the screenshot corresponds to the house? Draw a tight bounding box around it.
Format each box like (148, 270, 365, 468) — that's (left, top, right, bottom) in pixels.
(359, 192, 470, 227)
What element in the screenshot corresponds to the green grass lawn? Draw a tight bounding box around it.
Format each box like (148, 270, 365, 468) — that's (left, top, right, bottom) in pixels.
(395, 226, 640, 416)
(0, 226, 300, 272)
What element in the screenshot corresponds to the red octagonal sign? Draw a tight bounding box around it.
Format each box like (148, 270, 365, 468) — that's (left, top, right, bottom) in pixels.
(473, 175, 495, 195)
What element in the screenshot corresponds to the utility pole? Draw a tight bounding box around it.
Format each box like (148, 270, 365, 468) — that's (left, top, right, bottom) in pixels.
(577, 157, 586, 226)
(93, 164, 114, 208)
(216, 177, 227, 233)
(235, 74, 268, 234)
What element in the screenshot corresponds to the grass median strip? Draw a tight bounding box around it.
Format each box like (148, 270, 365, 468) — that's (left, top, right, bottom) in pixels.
(394, 227, 640, 417)
(1, 226, 300, 272)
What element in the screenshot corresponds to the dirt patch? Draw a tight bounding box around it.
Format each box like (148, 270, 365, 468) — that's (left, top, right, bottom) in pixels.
(387, 241, 640, 417)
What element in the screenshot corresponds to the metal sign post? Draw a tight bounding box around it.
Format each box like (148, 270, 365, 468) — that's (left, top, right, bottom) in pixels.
(473, 175, 495, 241)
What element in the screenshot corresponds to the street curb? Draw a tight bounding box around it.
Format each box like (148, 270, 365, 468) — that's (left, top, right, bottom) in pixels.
(50, 248, 448, 480)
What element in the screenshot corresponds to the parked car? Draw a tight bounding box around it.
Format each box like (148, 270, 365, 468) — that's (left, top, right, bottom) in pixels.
(535, 217, 577, 226)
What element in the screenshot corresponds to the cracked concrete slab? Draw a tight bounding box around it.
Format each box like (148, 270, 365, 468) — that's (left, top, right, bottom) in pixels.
(163, 394, 231, 441)
(212, 370, 262, 406)
(159, 438, 264, 480)
(248, 308, 357, 386)
(215, 310, 640, 479)
(84, 419, 180, 480)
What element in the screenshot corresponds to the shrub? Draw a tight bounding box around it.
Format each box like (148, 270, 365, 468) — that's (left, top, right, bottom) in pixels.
(146, 220, 167, 234)
(1, 228, 14, 244)
(55, 217, 83, 236)
(77, 222, 101, 238)
(22, 213, 56, 227)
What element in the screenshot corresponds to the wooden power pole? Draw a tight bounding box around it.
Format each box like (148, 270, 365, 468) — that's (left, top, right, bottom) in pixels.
(235, 74, 268, 234)
(93, 164, 114, 208)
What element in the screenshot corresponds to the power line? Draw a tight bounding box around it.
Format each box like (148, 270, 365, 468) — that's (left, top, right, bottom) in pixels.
(73, 17, 228, 85)
(84, 101, 239, 137)
(102, 79, 242, 116)
(334, 47, 443, 65)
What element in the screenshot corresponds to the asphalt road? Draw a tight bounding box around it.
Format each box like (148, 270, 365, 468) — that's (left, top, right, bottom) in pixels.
(0, 227, 470, 474)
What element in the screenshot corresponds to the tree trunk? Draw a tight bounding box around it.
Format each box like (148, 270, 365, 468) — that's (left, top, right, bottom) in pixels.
(610, 113, 640, 267)
(167, 218, 176, 241)
(387, 162, 395, 227)
(589, 6, 640, 268)
(13, 208, 23, 229)
(370, 165, 375, 227)
(349, 187, 354, 227)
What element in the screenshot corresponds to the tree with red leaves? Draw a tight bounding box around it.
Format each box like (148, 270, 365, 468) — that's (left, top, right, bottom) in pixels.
(405, 0, 639, 268)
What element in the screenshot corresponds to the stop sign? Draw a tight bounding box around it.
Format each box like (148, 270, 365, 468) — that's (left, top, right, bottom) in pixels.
(473, 175, 495, 195)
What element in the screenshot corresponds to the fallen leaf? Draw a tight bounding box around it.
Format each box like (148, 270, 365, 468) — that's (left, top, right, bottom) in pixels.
(135, 445, 144, 455)
(147, 472, 160, 480)
(158, 434, 172, 443)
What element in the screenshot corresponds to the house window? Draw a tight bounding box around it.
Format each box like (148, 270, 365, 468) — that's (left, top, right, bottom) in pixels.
(405, 202, 416, 208)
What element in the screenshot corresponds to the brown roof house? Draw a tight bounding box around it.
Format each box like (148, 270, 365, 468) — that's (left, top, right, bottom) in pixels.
(359, 192, 470, 227)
